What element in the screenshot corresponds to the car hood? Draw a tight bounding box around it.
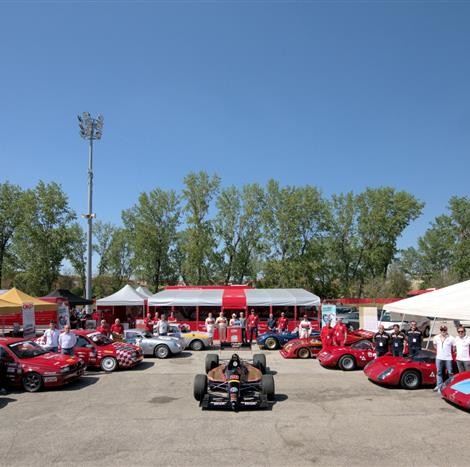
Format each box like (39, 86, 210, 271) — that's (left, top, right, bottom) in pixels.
(20, 352, 82, 370)
(364, 356, 408, 377)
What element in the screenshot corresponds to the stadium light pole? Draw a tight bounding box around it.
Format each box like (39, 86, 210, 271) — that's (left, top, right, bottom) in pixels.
(78, 112, 104, 314)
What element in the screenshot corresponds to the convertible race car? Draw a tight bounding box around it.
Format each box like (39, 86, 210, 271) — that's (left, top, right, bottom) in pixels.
(441, 372, 470, 411)
(364, 349, 442, 389)
(0, 338, 85, 392)
(155, 324, 212, 351)
(318, 340, 376, 370)
(124, 329, 183, 358)
(73, 330, 143, 372)
(193, 353, 275, 410)
(257, 329, 320, 350)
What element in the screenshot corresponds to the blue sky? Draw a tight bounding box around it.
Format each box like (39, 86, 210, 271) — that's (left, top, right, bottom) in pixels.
(1, 1, 469, 250)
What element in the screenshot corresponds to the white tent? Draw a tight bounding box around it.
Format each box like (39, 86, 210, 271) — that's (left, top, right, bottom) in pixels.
(96, 285, 147, 306)
(136, 286, 153, 298)
(0, 289, 7, 295)
(245, 288, 320, 307)
(384, 279, 470, 321)
(148, 289, 224, 307)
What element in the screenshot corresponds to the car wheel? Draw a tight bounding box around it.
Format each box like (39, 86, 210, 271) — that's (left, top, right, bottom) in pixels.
(400, 370, 421, 389)
(423, 327, 430, 338)
(22, 372, 43, 392)
(338, 355, 356, 371)
(154, 345, 170, 359)
(262, 374, 275, 401)
(297, 347, 311, 359)
(205, 354, 219, 373)
(265, 337, 279, 350)
(253, 354, 267, 374)
(190, 339, 204, 351)
(194, 374, 208, 401)
(100, 356, 118, 372)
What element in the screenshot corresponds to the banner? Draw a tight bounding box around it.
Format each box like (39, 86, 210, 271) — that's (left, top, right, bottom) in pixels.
(22, 303, 36, 338)
(321, 304, 337, 327)
(57, 301, 70, 329)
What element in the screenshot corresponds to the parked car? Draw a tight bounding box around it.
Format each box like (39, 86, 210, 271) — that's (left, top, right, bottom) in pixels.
(441, 371, 470, 410)
(153, 324, 212, 351)
(257, 329, 320, 350)
(379, 311, 431, 337)
(318, 340, 376, 370)
(73, 330, 143, 372)
(0, 337, 85, 392)
(124, 329, 183, 358)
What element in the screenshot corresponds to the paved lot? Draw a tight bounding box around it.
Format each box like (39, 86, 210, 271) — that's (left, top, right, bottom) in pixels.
(0, 347, 468, 467)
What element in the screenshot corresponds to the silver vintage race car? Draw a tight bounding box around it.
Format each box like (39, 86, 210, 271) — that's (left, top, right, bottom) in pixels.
(154, 324, 212, 351)
(123, 329, 184, 359)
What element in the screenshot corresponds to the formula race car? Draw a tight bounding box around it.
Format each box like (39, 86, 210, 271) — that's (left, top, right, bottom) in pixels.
(0, 338, 85, 392)
(318, 340, 376, 370)
(364, 349, 443, 389)
(441, 372, 470, 411)
(193, 353, 275, 410)
(257, 329, 320, 350)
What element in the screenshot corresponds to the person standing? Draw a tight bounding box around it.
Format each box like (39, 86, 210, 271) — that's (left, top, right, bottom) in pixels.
(454, 326, 470, 373)
(333, 318, 348, 346)
(390, 324, 406, 357)
(97, 320, 110, 337)
(156, 314, 169, 336)
(320, 320, 334, 350)
(215, 311, 228, 344)
(144, 313, 154, 333)
(239, 312, 247, 344)
(406, 321, 422, 357)
(374, 325, 390, 357)
(278, 312, 288, 332)
(110, 319, 124, 340)
(229, 313, 241, 326)
(433, 325, 455, 392)
(299, 314, 312, 339)
(168, 311, 177, 323)
(42, 321, 60, 353)
(267, 313, 277, 332)
(59, 325, 77, 356)
(247, 309, 259, 344)
(205, 312, 216, 347)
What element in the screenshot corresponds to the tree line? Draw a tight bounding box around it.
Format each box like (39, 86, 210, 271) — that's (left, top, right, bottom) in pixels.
(1, 173, 468, 299)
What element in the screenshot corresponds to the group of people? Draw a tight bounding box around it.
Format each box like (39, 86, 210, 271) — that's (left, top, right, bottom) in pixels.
(96, 318, 125, 340)
(143, 311, 178, 336)
(38, 321, 79, 355)
(320, 318, 349, 348)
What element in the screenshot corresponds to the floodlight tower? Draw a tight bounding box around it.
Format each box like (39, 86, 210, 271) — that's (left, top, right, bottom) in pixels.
(78, 112, 104, 313)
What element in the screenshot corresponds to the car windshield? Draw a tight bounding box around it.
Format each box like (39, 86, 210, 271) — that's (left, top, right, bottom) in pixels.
(351, 340, 373, 350)
(410, 350, 435, 363)
(9, 341, 48, 358)
(89, 333, 113, 346)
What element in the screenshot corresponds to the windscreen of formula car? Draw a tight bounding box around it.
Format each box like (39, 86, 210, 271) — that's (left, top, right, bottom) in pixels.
(9, 341, 48, 358)
(89, 333, 113, 346)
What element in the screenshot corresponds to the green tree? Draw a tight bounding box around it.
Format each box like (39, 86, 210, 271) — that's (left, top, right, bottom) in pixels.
(67, 223, 87, 293)
(93, 220, 117, 276)
(105, 228, 133, 290)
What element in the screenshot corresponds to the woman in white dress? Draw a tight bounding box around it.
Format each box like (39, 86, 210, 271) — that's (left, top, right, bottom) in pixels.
(205, 312, 216, 346)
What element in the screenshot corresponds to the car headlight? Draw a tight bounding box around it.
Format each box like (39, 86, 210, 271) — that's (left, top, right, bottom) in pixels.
(378, 368, 394, 380)
(60, 366, 70, 374)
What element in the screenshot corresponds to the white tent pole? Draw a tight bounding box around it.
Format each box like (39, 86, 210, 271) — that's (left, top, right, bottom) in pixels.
(426, 317, 437, 350)
(379, 309, 385, 324)
(400, 313, 405, 329)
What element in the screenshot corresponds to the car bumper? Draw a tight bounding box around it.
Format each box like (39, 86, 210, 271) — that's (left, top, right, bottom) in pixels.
(43, 367, 85, 387)
(279, 349, 295, 359)
(200, 393, 269, 410)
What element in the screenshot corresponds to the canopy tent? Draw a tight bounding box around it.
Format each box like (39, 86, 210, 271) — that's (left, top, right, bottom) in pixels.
(148, 288, 321, 308)
(41, 289, 93, 306)
(384, 279, 470, 321)
(0, 298, 22, 315)
(135, 286, 153, 298)
(1, 288, 57, 311)
(96, 285, 147, 306)
(0, 289, 7, 295)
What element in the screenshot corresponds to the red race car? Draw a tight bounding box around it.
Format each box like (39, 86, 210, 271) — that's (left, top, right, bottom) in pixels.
(441, 371, 470, 411)
(0, 337, 85, 392)
(280, 329, 375, 359)
(318, 340, 376, 370)
(73, 330, 143, 372)
(364, 349, 441, 389)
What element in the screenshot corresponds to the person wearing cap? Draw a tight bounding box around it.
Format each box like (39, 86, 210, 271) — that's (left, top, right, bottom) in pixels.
(374, 324, 390, 357)
(453, 326, 470, 373)
(229, 313, 241, 327)
(406, 321, 422, 357)
(390, 324, 406, 357)
(299, 314, 312, 339)
(42, 321, 60, 353)
(277, 312, 288, 333)
(432, 325, 455, 392)
(333, 318, 348, 346)
(247, 309, 259, 344)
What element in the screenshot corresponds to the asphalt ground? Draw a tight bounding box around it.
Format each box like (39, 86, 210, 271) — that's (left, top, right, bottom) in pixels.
(0, 345, 469, 467)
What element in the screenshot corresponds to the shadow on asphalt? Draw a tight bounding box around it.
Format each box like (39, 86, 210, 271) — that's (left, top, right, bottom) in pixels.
(128, 361, 155, 371)
(0, 397, 17, 409)
(55, 375, 100, 391)
(268, 369, 278, 375)
(173, 351, 193, 359)
(274, 393, 288, 402)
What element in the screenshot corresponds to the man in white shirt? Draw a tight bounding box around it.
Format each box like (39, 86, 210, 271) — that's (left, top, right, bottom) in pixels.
(432, 325, 455, 392)
(454, 326, 470, 373)
(59, 325, 77, 356)
(42, 321, 60, 352)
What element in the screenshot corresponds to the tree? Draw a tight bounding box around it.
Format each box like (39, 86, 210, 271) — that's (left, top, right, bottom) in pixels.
(67, 223, 87, 293)
(123, 188, 180, 290)
(180, 171, 220, 284)
(0, 182, 25, 287)
(105, 228, 133, 290)
(13, 181, 76, 295)
(93, 221, 117, 276)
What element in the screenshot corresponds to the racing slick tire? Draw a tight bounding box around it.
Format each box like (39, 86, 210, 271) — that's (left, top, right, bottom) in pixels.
(253, 354, 267, 374)
(154, 345, 170, 359)
(262, 374, 275, 401)
(338, 355, 356, 371)
(297, 347, 311, 359)
(190, 339, 204, 351)
(205, 354, 219, 373)
(400, 370, 421, 390)
(194, 374, 208, 401)
(101, 356, 118, 372)
(22, 372, 43, 392)
(264, 337, 279, 350)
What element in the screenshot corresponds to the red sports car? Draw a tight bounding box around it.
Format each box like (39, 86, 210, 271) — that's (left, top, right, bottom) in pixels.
(0, 337, 85, 392)
(318, 340, 376, 370)
(280, 329, 375, 359)
(441, 371, 470, 411)
(364, 349, 440, 389)
(73, 330, 143, 372)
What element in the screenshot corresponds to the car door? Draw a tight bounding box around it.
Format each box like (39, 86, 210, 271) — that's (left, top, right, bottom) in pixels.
(419, 359, 437, 385)
(0, 345, 21, 386)
(74, 335, 97, 366)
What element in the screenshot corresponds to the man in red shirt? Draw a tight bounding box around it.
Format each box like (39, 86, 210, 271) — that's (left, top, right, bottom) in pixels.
(143, 313, 154, 332)
(333, 318, 348, 346)
(97, 320, 110, 337)
(320, 319, 334, 350)
(168, 311, 177, 323)
(110, 318, 124, 340)
(277, 312, 288, 332)
(247, 309, 259, 344)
